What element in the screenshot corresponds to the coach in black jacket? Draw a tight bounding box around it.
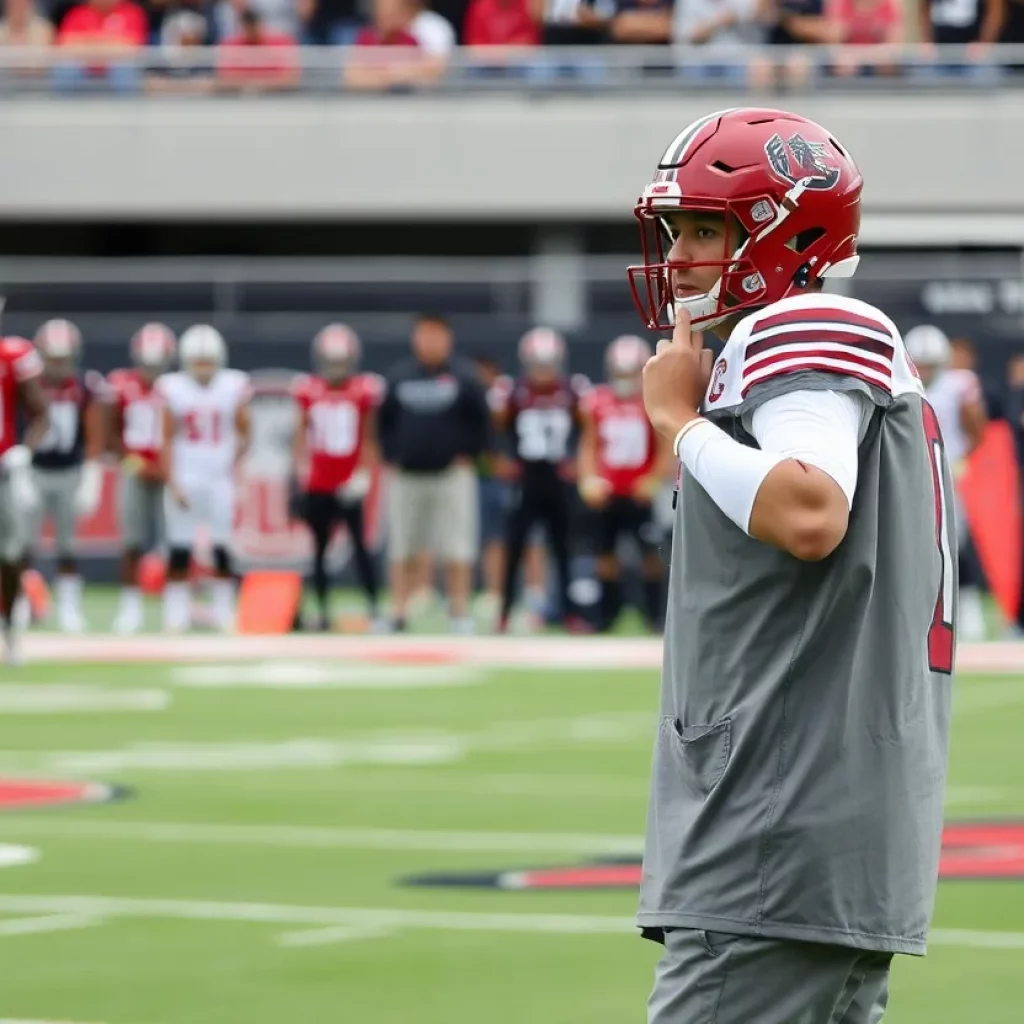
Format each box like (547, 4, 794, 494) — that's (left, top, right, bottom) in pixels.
(378, 314, 489, 632)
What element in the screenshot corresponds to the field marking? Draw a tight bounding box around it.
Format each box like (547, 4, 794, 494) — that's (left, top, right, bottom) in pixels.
(942, 786, 1009, 807)
(930, 928, 1024, 950)
(170, 662, 484, 690)
(0, 845, 37, 869)
(0, 895, 634, 937)
(278, 923, 395, 947)
(0, 819, 643, 855)
(0, 913, 101, 938)
(0, 895, 1021, 954)
(0, 686, 170, 714)
(11, 634, 1024, 674)
(0, 711, 652, 776)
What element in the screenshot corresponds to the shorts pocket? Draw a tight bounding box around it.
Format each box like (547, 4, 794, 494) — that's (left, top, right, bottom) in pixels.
(698, 929, 745, 959)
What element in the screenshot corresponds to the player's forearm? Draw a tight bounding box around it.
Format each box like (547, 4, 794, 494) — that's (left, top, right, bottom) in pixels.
(23, 412, 49, 451)
(83, 403, 106, 460)
(747, 461, 850, 561)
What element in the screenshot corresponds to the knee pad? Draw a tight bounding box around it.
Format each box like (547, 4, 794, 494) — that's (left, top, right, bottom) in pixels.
(213, 546, 233, 577)
(167, 547, 192, 574)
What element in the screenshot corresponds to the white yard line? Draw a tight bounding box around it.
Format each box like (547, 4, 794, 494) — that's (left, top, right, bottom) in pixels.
(0, 819, 643, 854)
(0, 913, 102, 938)
(0, 895, 633, 936)
(278, 923, 396, 947)
(0, 895, 1019, 953)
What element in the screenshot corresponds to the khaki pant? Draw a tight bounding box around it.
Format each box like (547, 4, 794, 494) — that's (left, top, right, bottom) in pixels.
(387, 464, 478, 564)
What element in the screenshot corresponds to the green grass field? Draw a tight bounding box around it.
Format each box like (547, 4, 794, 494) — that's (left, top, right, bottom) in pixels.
(0, 613, 1023, 1023)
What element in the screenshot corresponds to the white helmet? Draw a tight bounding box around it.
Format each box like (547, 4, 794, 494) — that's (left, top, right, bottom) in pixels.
(179, 324, 227, 382)
(904, 325, 950, 369)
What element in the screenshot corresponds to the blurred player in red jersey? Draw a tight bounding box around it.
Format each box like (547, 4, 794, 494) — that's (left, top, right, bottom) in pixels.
(578, 335, 671, 632)
(27, 319, 107, 633)
(0, 333, 50, 662)
(106, 322, 177, 634)
(291, 324, 383, 631)
(491, 327, 588, 633)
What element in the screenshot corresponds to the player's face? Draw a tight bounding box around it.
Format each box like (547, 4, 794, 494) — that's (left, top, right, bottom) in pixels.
(662, 210, 738, 303)
(188, 359, 219, 386)
(43, 356, 74, 383)
(917, 362, 940, 387)
(321, 358, 351, 385)
(412, 321, 452, 368)
(611, 371, 642, 398)
(527, 360, 559, 388)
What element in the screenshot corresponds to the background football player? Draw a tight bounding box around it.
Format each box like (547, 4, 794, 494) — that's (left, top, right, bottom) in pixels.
(26, 319, 106, 633)
(490, 327, 586, 633)
(0, 332, 49, 662)
(577, 334, 671, 632)
(905, 323, 988, 640)
(158, 324, 250, 632)
(291, 324, 382, 631)
(107, 322, 177, 634)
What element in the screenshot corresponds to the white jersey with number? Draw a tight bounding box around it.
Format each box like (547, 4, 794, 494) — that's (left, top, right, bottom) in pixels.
(159, 369, 251, 484)
(925, 368, 980, 471)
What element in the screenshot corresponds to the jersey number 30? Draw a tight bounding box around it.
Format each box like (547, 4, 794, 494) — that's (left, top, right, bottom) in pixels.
(923, 401, 955, 674)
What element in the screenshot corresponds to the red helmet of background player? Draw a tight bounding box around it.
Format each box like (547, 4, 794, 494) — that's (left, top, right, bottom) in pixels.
(131, 322, 177, 377)
(518, 327, 566, 387)
(605, 335, 652, 398)
(313, 323, 361, 383)
(35, 319, 82, 382)
(628, 107, 863, 332)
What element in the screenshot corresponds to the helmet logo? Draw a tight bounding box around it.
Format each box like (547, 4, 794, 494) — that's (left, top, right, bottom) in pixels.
(750, 200, 774, 224)
(741, 273, 764, 294)
(765, 132, 840, 191)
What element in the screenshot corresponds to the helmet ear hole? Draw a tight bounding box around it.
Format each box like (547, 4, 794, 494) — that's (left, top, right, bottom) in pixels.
(787, 227, 826, 254)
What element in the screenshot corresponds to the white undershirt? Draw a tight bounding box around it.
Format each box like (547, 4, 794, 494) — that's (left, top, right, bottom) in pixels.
(744, 389, 872, 509)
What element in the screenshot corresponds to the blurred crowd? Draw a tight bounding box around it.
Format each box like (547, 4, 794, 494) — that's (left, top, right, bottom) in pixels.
(0, 0, 1022, 92)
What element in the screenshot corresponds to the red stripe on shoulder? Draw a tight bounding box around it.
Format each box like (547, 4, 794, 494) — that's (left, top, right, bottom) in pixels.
(744, 345, 891, 379)
(740, 362, 892, 399)
(746, 328, 894, 361)
(751, 306, 893, 336)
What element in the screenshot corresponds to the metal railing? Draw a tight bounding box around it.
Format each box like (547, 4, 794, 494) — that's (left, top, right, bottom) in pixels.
(0, 43, 1020, 95)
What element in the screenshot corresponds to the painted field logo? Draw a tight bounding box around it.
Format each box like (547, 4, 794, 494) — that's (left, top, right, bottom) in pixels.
(402, 822, 1024, 891)
(0, 779, 125, 810)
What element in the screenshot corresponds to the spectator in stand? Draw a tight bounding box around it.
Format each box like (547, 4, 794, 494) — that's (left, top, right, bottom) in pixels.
(344, 0, 452, 90)
(606, 0, 673, 43)
(300, 0, 364, 44)
(215, 0, 298, 40)
(0, 0, 55, 46)
(762, 0, 837, 86)
(920, 0, 1005, 73)
(148, 9, 216, 91)
(827, 0, 902, 76)
(55, 0, 148, 93)
(217, 6, 299, 91)
(464, 0, 538, 46)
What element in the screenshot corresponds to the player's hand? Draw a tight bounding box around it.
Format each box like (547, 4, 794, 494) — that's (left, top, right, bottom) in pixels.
(169, 482, 190, 509)
(579, 475, 611, 509)
(122, 454, 145, 477)
(642, 308, 714, 440)
(632, 474, 660, 504)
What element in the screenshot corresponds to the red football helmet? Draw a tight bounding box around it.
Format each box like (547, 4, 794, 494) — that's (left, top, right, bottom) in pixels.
(628, 107, 863, 332)
(518, 327, 566, 383)
(313, 323, 361, 383)
(605, 334, 651, 397)
(131, 322, 177, 375)
(35, 319, 82, 381)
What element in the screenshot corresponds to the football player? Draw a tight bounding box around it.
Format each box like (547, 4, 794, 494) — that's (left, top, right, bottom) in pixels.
(158, 325, 250, 632)
(634, 108, 954, 1023)
(577, 334, 671, 632)
(291, 324, 382, 630)
(27, 319, 106, 633)
(490, 327, 586, 633)
(905, 324, 988, 641)
(0, 333, 49, 662)
(107, 322, 177, 634)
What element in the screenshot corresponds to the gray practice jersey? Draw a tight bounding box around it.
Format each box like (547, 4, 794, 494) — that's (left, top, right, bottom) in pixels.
(638, 292, 956, 956)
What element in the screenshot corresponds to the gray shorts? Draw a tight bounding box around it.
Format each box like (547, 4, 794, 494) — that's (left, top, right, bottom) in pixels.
(387, 464, 478, 564)
(119, 472, 165, 553)
(648, 929, 892, 1024)
(0, 476, 28, 563)
(32, 465, 81, 558)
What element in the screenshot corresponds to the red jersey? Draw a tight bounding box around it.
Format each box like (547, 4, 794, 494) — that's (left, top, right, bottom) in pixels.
(581, 384, 657, 497)
(57, 1, 147, 45)
(292, 373, 382, 493)
(106, 368, 165, 466)
(0, 337, 43, 457)
(464, 0, 539, 46)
